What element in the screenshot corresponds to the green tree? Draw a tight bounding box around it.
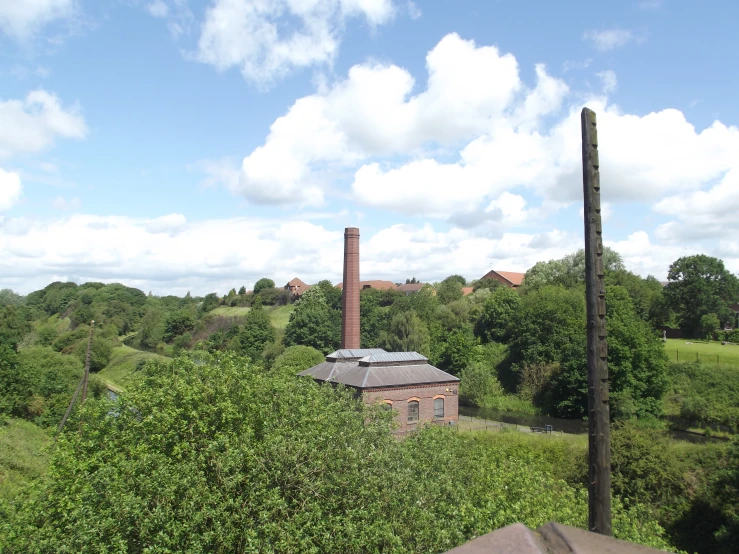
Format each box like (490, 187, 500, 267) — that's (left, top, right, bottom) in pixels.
(238, 306, 276, 361)
(523, 247, 624, 291)
(0, 306, 32, 351)
(436, 277, 463, 305)
(0, 289, 24, 307)
(253, 278, 275, 295)
(238, 286, 246, 295)
(663, 255, 739, 337)
(284, 287, 340, 353)
(383, 311, 429, 354)
(201, 292, 220, 313)
(163, 310, 196, 342)
(0, 344, 27, 418)
(138, 307, 166, 349)
(74, 336, 113, 372)
(272, 345, 324, 375)
(542, 286, 668, 419)
(434, 327, 476, 375)
(18, 347, 86, 426)
(474, 286, 520, 343)
(699, 313, 721, 339)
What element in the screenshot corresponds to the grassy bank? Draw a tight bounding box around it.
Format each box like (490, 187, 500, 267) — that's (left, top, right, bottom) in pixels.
(664, 338, 739, 367)
(97, 345, 170, 390)
(208, 305, 293, 330)
(0, 419, 52, 503)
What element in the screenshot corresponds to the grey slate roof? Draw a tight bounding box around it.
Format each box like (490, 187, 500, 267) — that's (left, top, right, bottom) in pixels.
(298, 349, 459, 389)
(358, 351, 428, 365)
(325, 348, 386, 361)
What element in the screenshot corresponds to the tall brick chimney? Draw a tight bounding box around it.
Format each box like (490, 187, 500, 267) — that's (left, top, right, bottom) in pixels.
(341, 227, 360, 349)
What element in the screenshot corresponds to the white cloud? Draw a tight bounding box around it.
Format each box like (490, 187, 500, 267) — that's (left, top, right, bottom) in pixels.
(654, 168, 739, 242)
(0, 169, 23, 211)
(146, 0, 169, 18)
(0, 214, 344, 295)
(406, 1, 421, 19)
(51, 195, 80, 210)
(583, 29, 635, 51)
(0, 89, 87, 158)
(195, 0, 396, 85)
(234, 31, 739, 225)
(238, 33, 540, 206)
(596, 69, 618, 94)
(0, 0, 77, 40)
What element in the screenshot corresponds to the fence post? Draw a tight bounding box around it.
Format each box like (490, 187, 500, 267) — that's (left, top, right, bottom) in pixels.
(676, 350, 679, 362)
(696, 352, 699, 363)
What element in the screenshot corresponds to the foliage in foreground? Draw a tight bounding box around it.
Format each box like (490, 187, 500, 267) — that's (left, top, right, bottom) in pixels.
(1, 354, 675, 553)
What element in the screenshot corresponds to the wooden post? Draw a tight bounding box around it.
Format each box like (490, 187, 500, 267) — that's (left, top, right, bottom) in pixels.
(581, 108, 612, 535)
(81, 321, 95, 404)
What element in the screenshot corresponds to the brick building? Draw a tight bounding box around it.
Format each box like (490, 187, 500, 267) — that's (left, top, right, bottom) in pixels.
(285, 277, 311, 298)
(298, 226, 461, 432)
(480, 269, 526, 289)
(299, 348, 459, 432)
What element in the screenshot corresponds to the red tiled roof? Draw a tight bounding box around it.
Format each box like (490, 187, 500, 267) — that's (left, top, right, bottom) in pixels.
(483, 270, 525, 286)
(286, 277, 308, 288)
(461, 287, 474, 296)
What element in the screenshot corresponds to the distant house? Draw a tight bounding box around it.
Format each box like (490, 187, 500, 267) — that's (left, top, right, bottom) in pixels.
(461, 286, 474, 296)
(336, 280, 398, 291)
(285, 277, 311, 297)
(398, 283, 431, 295)
(480, 270, 525, 289)
(299, 349, 459, 433)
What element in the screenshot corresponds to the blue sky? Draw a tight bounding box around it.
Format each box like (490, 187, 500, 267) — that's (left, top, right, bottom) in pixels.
(1, 0, 738, 295)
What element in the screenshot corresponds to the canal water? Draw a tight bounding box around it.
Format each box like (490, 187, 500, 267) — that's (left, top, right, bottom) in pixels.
(459, 405, 726, 444)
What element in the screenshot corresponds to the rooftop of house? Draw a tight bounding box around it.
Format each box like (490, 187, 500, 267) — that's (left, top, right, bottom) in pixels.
(484, 270, 526, 286)
(461, 286, 474, 296)
(286, 277, 309, 288)
(299, 348, 459, 389)
(336, 280, 398, 291)
(397, 283, 429, 292)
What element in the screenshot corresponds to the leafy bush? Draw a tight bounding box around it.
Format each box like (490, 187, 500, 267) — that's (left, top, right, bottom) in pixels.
(1, 353, 675, 553)
(666, 362, 739, 432)
(272, 345, 324, 375)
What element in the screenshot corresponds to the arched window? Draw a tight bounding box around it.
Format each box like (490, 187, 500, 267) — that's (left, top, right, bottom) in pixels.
(407, 400, 419, 423)
(433, 397, 444, 419)
(382, 401, 392, 412)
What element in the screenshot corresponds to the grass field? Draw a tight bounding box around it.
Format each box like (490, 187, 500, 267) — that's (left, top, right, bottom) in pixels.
(210, 306, 251, 317)
(664, 338, 739, 367)
(209, 305, 293, 329)
(97, 345, 170, 390)
(0, 419, 51, 503)
(269, 305, 293, 329)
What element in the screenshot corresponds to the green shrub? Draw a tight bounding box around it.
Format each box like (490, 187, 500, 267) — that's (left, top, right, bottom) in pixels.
(1, 354, 675, 553)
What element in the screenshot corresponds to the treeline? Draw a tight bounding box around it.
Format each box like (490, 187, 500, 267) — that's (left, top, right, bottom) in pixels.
(3, 249, 738, 427)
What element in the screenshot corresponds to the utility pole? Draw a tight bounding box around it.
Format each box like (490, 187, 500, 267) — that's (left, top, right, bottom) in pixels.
(56, 320, 95, 438)
(581, 108, 612, 535)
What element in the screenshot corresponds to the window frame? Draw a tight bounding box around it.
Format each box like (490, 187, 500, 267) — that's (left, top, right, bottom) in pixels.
(433, 396, 445, 419)
(407, 399, 420, 423)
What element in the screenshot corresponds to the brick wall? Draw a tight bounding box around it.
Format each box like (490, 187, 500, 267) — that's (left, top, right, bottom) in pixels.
(362, 382, 459, 432)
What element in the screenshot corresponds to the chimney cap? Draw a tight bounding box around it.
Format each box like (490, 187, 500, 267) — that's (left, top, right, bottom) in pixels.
(344, 227, 360, 236)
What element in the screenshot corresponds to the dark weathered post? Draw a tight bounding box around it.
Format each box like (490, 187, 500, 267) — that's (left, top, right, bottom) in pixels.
(581, 108, 612, 535)
(81, 321, 95, 404)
